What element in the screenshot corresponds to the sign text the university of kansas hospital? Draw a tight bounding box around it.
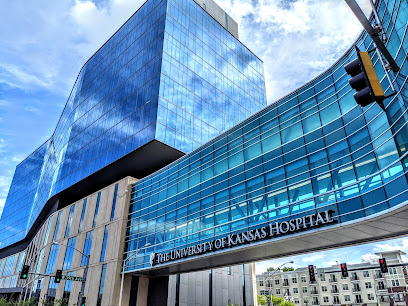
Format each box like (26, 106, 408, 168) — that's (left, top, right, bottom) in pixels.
(150, 210, 336, 266)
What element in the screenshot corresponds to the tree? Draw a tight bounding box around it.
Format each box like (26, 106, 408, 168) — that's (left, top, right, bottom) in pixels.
(271, 296, 295, 306)
(266, 267, 275, 272)
(282, 267, 294, 272)
(257, 295, 268, 306)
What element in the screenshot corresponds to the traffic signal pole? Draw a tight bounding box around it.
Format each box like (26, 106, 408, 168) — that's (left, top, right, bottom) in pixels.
(344, 0, 399, 73)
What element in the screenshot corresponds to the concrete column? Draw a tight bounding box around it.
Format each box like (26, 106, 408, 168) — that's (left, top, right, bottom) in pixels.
(136, 277, 149, 306)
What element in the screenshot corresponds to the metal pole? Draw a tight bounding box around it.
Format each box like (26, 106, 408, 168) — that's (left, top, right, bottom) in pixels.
(51, 241, 89, 306)
(264, 261, 294, 306)
(78, 254, 89, 306)
(118, 243, 150, 306)
(344, 0, 399, 72)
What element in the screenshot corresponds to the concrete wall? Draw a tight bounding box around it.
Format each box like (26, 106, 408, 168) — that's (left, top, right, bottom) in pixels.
(24, 176, 137, 305)
(193, 0, 239, 39)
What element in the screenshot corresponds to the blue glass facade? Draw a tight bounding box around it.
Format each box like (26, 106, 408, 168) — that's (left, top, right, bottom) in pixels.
(0, 0, 266, 249)
(125, 0, 408, 271)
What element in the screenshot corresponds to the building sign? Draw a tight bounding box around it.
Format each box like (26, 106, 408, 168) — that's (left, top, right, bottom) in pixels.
(150, 210, 336, 266)
(61, 275, 84, 282)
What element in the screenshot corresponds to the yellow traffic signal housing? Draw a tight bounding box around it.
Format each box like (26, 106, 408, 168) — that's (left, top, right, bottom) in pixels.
(344, 46, 385, 110)
(359, 51, 384, 98)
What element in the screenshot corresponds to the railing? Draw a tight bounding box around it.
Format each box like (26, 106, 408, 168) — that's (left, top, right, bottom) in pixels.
(375, 273, 384, 279)
(353, 287, 361, 293)
(283, 281, 290, 286)
(355, 299, 364, 304)
(331, 289, 339, 293)
(311, 289, 318, 295)
(351, 275, 359, 281)
(377, 285, 387, 290)
(312, 301, 319, 305)
(329, 278, 337, 283)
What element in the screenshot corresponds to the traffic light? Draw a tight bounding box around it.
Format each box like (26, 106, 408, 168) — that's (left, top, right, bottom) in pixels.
(344, 46, 385, 110)
(80, 296, 86, 306)
(308, 265, 315, 282)
(379, 258, 388, 273)
(55, 269, 62, 283)
(340, 263, 348, 277)
(19, 265, 30, 279)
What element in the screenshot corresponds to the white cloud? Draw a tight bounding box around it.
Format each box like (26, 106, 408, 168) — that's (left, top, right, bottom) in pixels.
(216, 0, 371, 101)
(361, 253, 380, 264)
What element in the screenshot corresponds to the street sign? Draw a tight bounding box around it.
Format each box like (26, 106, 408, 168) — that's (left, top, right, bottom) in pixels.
(61, 275, 84, 282)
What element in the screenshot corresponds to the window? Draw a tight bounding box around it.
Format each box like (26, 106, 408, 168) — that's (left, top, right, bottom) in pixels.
(227, 267, 231, 275)
(225, 12, 228, 28)
(312, 297, 319, 305)
(36, 249, 45, 275)
(303, 298, 309, 304)
(100, 225, 109, 262)
(63, 237, 76, 270)
(3, 256, 16, 276)
(392, 279, 400, 286)
(363, 270, 369, 277)
(110, 184, 118, 221)
(259, 280, 264, 286)
(275, 279, 280, 285)
(368, 293, 374, 300)
(293, 288, 298, 293)
(342, 283, 349, 290)
(302, 286, 308, 293)
(53, 211, 62, 241)
(301, 276, 306, 283)
(15, 252, 25, 273)
(78, 199, 87, 233)
(345, 295, 350, 301)
(320, 274, 326, 281)
(93, 192, 101, 228)
(65, 205, 75, 238)
(292, 277, 297, 283)
(294, 298, 299, 304)
(46, 244, 59, 274)
(276, 288, 280, 295)
(323, 297, 329, 303)
(203, 3, 206, 10)
(333, 296, 340, 304)
(82, 231, 93, 266)
(97, 264, 107, 306)
(44, 216, 53, 245)
(390, 267, 397, 275)
(63, 271, 74, 301)
(322, 286, 327, 292)
(365, 282, 372, 289)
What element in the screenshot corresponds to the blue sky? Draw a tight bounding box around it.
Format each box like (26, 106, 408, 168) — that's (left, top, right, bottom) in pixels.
(0, 0, 406, 269)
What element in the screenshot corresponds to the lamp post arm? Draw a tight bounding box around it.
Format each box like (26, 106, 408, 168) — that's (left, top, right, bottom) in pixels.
(53, 242, 89, 258)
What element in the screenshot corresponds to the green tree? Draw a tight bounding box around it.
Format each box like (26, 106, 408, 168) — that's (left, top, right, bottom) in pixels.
(271, 296, 295, 306)
(257, 295, 268, 306)
(282, 267, 294, 272)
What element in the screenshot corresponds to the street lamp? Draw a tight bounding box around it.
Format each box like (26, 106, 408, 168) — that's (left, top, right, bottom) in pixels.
(51, 241, 90, 306)
(266, 260, 294, 306)
(118, 243, 151, 306)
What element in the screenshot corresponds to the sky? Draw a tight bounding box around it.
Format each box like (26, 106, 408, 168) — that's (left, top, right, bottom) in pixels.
(0, 0, 406, 270)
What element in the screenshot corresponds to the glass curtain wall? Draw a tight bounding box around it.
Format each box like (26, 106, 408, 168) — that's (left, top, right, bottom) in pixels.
(125, 0, 408, 271)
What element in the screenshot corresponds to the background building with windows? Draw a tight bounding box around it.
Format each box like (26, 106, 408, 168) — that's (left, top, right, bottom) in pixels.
(0, 0, 407, 304)
(256, 250, 408, 306)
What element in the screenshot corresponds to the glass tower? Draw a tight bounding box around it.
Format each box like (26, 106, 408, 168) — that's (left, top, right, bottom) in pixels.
(125, 0, 408, 271)
(0, 0, 267, 249)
